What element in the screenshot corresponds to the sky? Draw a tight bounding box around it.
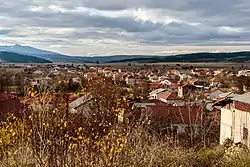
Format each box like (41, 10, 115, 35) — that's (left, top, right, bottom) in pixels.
(1, 0, 250, 56)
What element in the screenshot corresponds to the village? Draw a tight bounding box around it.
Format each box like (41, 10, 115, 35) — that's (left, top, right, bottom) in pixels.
(1, 63, 250, 148)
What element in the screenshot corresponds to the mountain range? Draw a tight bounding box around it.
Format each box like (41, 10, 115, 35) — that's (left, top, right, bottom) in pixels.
(0, 52, 52, 63)
(0, 44, 250, 63)
(0, 44, 152, 63)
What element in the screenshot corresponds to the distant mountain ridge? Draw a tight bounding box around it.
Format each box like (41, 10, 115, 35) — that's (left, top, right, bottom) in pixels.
(0, 52, 52, 63)
(1, 44, 250, 63)
(0, 44, 57, 55)
(0, 45, 154, 63)
(0, 44, 71, 62)
(108, 52, 250, 63)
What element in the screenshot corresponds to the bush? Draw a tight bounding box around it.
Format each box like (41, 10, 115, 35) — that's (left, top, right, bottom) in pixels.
(0, 77, 249, 167)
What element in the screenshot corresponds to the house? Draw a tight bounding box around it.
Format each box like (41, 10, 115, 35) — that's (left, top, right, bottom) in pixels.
(168, 69, 180, 76)
(160, 79, 175, 86)
(132, 103, 156, 110)
(69, 94, 93, 117)
(158, 92, 184, 105)
(208, 88, 224, 101)
(219, 92, 250, 147)
(144, 105, 204, 134)
(84, 72, 97, 80)
(214, 70, 223, 76)
(50, 68, 60, 75)
(191, 69, 204, 76)
(125, 76, 136, 85)
(209, 77, 220, 87)
(148, 88, 167, 99)
(22, 93, 92, 117)
(179, 74, 192, 81)
(178, 84, 196, 98)
(149, 82, 163, 89)
(237, 70, 250, 77)
(0, 92, 24, 120)
(33, 70, 43, 75)
(148, 75, 159, 83)
(72, 77, 82, 85)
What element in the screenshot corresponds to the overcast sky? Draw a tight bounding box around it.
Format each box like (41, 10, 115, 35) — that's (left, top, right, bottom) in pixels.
(1, 0, 250, 56)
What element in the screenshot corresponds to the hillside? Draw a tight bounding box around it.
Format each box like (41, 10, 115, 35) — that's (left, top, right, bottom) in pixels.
(107, 52, 250, 63)
(0, 52, 52, 63)
(0, 44, 79, 62)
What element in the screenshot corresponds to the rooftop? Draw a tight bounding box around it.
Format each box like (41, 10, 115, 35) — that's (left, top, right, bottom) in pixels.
(232, 92, 250, 104)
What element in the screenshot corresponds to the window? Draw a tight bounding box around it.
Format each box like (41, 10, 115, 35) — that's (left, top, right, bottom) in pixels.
(243, 127, 248, 141)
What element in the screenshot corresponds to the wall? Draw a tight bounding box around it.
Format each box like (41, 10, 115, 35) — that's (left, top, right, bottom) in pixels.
(220, 108, 234, 145)
(234, 109, 250, 147)
(178, 87, 183, 98)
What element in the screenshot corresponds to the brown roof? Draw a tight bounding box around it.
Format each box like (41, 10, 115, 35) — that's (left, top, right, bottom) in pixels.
(189, 78, 199, 84)
(145, 105, 203, 124)
(210, 77, 218, 82)
(149, 82, 163, 89)
(210, 87, 218, 92)
(0, 92, 12, 101)
(0, 93, 24, 120)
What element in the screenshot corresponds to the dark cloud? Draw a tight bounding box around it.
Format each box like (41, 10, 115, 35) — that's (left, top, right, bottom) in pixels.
(0, 0, 250, 55)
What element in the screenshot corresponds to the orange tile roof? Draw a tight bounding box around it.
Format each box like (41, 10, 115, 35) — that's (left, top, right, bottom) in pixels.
(159, 92, 180, 100)
(189, 78, 198, 84)
(210, 87, 218, 92)
(209, 77, 217, 82)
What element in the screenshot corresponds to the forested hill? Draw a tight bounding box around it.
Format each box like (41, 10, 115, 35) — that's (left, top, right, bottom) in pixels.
(107, 52, 250, 63)
(0, 52, 52, 63)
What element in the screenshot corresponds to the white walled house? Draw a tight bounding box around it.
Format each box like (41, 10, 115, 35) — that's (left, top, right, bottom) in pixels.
(148, 88, 166, 100)
(219, 93, 250, 147)
(160, 79, 173, 86)
(237, 70, 250, 77)
(148, 75, 159, 83)
(125, 76, 136, 85)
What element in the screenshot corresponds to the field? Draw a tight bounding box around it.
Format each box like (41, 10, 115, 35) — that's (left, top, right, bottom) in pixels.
(79, 62, 249, 71)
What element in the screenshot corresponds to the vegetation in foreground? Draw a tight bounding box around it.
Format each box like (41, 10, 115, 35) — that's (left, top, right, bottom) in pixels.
(0, 78, 249, 167)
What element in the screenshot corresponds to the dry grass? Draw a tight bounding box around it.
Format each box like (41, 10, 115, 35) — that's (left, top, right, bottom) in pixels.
(1, 110, 249, 167)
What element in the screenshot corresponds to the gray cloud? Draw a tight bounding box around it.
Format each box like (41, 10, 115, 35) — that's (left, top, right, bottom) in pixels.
(0, 0, 250, 55)
(0, 29, 12, 35)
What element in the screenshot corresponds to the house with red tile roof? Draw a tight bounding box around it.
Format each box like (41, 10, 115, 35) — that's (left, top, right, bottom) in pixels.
(148, 88, 168, 100)
(158, 92, 184, 105)
(209, 77, 221, 87)
(149, 82, 163, 89)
